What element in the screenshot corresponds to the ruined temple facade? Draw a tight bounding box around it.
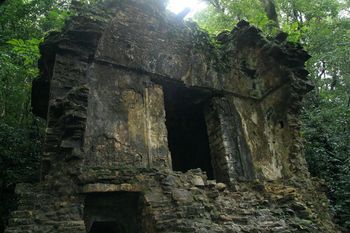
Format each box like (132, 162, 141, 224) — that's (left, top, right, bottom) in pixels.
(5, 0, 340, 232)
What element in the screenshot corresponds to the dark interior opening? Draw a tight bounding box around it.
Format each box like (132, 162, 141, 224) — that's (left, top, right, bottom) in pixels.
(163, 82, 214, 179)
(279, 121, 284, 129)
(84, 192, 141, 233)
(89, 221, 120, 233)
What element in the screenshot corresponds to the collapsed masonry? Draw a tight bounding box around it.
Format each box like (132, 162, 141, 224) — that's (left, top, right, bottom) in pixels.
(5, 0, 340, 232)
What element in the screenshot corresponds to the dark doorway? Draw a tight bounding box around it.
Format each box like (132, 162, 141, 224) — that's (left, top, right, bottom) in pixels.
(84, 192, 141, 233)
(163, 83, 214, 179)
(89, 221, 120, 233)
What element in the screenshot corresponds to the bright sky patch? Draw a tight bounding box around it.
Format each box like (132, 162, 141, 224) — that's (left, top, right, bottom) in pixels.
(166, 0, 208, 18)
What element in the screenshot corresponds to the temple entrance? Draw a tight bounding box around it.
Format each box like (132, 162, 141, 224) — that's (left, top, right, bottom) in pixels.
(84, 192, 141, 233)
(89, 221, 120, 233)
(163, 83, 214, 179)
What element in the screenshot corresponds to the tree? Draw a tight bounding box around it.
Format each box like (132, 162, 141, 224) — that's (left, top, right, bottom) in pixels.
(260, 0, 279, 26)
(0, 0, 70, 231)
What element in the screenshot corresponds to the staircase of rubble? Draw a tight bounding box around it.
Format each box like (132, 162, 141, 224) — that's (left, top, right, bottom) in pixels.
(149, 180, 325, 233)
(5, 174, 335, 233)
(5, 185, 40, 233)
(214, 190, 320, 233)
(5, 184, 85, 233)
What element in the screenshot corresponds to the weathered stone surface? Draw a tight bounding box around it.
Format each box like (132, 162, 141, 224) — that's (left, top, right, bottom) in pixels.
(82, 183, 141, 193)
(7, 0, 341, 232)
(31, 0, 313, 182)
(191, 175, 205, 187)
(6, 170, 340, 233)
(216, 183, 227, 191)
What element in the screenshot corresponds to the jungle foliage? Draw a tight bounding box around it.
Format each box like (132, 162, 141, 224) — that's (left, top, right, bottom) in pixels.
(0, 1, 102, 230)
(0, 0, 349, 231)
(195, 0, 350, 229)
(0, 0, 71, 231)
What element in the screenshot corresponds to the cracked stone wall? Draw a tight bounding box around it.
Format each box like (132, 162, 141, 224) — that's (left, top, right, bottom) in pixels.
(84, 66, 170, 169)
(5, 0, 340, 233)
(32, 0, 312, 183)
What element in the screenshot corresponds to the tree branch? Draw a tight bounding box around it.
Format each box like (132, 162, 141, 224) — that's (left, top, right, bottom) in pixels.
(205, 0, 225, 13)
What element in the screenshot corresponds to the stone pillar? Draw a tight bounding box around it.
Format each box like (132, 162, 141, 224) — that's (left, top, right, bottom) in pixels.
(143, 84, 172, 169)
(205, 97, 255, 185)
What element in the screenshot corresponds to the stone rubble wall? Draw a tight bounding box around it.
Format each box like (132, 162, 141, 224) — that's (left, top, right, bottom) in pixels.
(5, 170, 339, 233)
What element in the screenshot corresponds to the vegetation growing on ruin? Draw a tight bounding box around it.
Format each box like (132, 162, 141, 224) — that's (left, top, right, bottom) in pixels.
(0, 0, 349, 231)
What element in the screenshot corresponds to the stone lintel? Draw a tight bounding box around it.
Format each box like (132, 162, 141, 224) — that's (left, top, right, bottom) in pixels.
(82, 183, 141, 193)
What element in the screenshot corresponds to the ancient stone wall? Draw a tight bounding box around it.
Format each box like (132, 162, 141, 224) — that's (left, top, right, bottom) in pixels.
(5, 0, 340, 233)
(32, 0, 313, 184)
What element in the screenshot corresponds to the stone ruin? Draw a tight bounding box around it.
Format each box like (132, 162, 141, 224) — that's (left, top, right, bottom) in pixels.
(5, 0, 340, 232)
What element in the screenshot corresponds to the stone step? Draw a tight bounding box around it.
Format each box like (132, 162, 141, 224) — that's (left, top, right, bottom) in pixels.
(8, 218, 34, 226)
(10, 210, 33, 218)
(56, 220, 86, 232)
(5, 230, 33, 233)
(5, 224, 35, 233)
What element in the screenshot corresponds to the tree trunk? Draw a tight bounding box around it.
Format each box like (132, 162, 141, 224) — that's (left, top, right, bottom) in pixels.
(260, 0, 279, 27)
